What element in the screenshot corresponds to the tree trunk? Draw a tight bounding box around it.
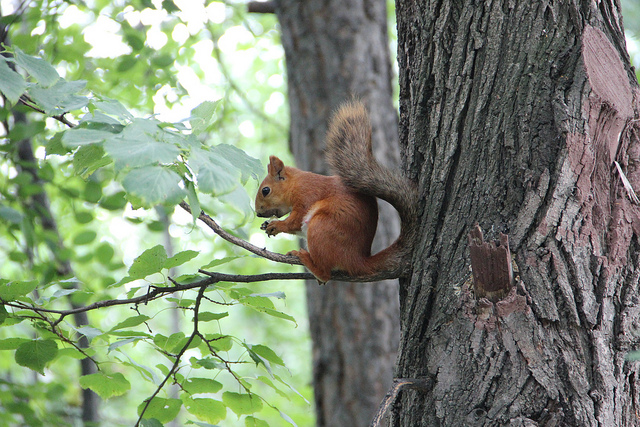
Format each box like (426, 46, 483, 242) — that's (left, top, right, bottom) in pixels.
(275, 0, 400, 425)
(394, 1, 640, 425)
(13, 114, 100, 424)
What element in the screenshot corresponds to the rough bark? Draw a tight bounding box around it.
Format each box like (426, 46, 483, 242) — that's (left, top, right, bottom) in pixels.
(395, 1, 640, 426)
(275, 0, 400, 425)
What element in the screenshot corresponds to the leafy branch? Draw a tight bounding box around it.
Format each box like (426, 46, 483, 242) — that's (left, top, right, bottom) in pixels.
(135, 285, 206, 426)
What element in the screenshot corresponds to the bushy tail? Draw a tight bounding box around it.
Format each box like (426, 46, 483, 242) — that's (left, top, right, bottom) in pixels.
(325, 101, 417, 277)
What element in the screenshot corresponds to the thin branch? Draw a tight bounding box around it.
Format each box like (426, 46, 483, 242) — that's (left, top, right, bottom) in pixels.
(180, 201, 404, 282)
(19, 95, 76, 128)
(135, 285, 207, 426)
(3, 270, 314, 328)
(199, 269, 313, 281)
(247, 1, 275, 13)
(179, 201, 301, 266)
(369, 378, 434, 427)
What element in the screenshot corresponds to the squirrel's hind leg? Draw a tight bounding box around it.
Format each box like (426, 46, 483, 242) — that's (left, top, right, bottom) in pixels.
(288, 249, 332, 283)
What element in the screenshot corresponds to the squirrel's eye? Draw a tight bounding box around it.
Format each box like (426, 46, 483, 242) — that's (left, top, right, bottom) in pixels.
(261, 187, 271, 197)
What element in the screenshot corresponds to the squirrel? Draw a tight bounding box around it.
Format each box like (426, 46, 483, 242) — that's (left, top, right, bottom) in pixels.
(254, 100, 417, 283)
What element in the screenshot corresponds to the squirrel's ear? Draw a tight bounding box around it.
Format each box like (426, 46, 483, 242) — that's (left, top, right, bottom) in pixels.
(268, 156, 285, 179)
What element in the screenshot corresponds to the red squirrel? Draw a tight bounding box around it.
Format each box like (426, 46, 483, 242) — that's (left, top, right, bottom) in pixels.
(255, 101, 417, 283)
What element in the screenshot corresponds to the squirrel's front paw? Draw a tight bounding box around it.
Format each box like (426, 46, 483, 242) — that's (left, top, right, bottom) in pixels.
(261, 220, 281, 237)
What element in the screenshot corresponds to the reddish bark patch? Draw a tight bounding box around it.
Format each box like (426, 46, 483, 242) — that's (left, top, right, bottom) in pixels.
(495, 287, 530, 318)
(582, 26, 633, 120)
(557, 26, 638, 274)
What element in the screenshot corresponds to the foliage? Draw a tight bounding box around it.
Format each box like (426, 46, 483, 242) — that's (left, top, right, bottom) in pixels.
(0, 1, 312, 426)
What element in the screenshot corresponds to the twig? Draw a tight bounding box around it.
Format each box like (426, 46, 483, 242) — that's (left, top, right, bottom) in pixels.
(247, 1, 275, 13)
(369, 377, 434, 427)
(179, 201, 301, 266)
(180, 201, 405, 283)
(135, 285, 207, 426)
(19, 95, 76, 128)
(3, 270, 316, 328)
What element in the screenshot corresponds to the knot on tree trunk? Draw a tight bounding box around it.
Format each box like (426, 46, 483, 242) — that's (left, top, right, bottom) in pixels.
(468, 224, 514, 301)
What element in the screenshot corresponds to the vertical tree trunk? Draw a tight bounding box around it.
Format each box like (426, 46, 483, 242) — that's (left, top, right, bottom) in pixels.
(394, 1, 640, 425)
(13, 117, 100, 424)
(275, 0, 400, 425)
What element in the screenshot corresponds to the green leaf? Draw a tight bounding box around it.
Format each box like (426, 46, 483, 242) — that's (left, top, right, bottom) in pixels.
(14, 47, 60, 87)
(138, 397, 182, 423)
(190, 100, 220, 135)
(219, 186, 254, 220)
(94, 98, 134, 121)
(99, 191, 128, 211)
(103, 119, 181, 170)
(45, 132, 68, 156)
(139, 419, 163, 427)
(154, 332, 187, 353)
(0, 206, 23, 224)
(126, 245, 168, 281)
(122, 166, 186, 207)
(0, 279, 38, 300)
(62, 128, 117, 147)
(182, 397, 226, 424)
(222, 391, 263, 416)
(245, 416, 269, 427)
(189, 148, 239, 196)
(81, 111, 123, 126)
(96, 242, 115, 265)
(0, 338, 30, 350)
(182, 377, 223, 395)
(74, 211, 95, 224)
(0, 55, 27, 104)
(73, 144, 111, 178)
(75, 326, 103, 342)
(110, 314, 151, 332)
(277, 409, 298, 427)
(250, 292, 286, 300)
(185, 180, 201, 224)
(164, 250, 199, 270)
(0, 304, 7, 325)
(212, 144, 263, 183)
(191, 356, 225, 370)
(15, 339, 58, 375)
(246, 344, 285, 368)
(79, 372, 131, 399)
(252, 307, 297, 324)
(73, 230, 97, 245)
(28, 79, 88, 115)
(203, 334, 233, 352)
(200, 256, 240, 269)
(197, 312, 229, 322)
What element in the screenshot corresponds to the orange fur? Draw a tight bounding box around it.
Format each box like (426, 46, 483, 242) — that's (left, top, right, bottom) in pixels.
(255, 156, 378, 282)
(255, 101, 416, 282)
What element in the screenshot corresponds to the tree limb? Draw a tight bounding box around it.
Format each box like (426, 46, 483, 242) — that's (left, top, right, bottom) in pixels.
(179, 201, 302, 266)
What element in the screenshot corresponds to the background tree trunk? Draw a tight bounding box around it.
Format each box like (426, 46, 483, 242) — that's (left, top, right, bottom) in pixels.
(13, 114, 100, 424)
(394, 1, 640, 425)
(275, 0, 400, 425)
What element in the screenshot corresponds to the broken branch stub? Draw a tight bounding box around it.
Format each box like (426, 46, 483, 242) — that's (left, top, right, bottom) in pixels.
(468, 224, 514, 301)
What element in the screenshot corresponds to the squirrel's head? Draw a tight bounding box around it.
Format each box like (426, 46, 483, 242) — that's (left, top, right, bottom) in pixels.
(255, 155, 293, 218)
